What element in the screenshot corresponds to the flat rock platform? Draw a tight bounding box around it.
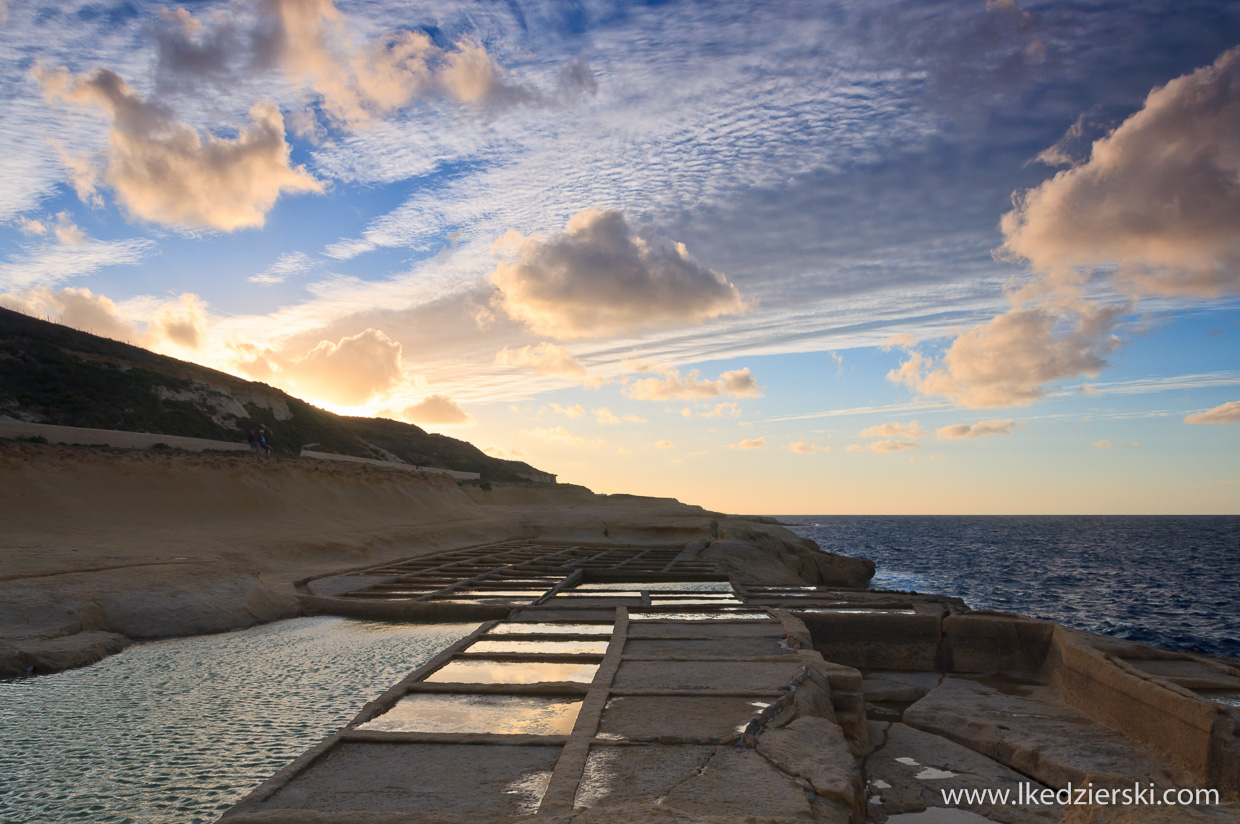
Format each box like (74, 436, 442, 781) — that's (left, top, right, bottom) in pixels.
(220, 537, 1240, 824)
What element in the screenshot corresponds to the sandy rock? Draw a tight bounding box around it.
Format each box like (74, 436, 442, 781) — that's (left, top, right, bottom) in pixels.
(758, 715, 864, 817)
(863, 721, 1060, 824)
(0, 629, 130, 676)
(903, 676, 1193, 790)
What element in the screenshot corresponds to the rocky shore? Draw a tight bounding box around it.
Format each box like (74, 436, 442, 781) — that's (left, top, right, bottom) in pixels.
(0, 442, 869, 676)
(2, 442, 1237, 823)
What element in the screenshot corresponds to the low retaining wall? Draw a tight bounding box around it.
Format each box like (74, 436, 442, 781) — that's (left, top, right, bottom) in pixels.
(0, 420, 250, 452)
(299, 450, 481, 480)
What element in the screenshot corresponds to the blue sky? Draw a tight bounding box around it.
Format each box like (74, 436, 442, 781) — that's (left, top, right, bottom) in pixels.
(1, 0, 1238, 513)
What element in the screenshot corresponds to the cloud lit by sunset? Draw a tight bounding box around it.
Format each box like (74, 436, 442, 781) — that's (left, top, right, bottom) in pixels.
(1, 0, 1237, 513)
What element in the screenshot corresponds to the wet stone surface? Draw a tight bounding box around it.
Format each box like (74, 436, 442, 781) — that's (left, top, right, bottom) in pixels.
(265, 741, 560, 814)
(597, 695, 771, 741)
(356, 693, 583, 735)
(424, 659, 600, 685)
(575, 743, 816, 819)
(612, 659, 802, 691)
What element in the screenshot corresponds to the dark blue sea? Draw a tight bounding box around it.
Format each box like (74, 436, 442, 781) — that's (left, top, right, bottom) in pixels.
(785, 516, 1240, 659)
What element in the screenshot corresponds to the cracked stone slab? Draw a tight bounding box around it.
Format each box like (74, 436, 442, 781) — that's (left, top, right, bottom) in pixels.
(575, 744, 824, 820)
(258, 742, 560, 814)
(612, 659, 804, 692)
(864, 721, 1060, 824)
(903, 676, 1192, 790)
(757, 715, 863, 815)
(597, 695, 772, 741)
(623, 636, 797, 658)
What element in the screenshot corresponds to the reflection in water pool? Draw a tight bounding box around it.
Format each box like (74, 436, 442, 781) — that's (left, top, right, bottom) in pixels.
(356, 693, 583, 734)
(628, 611, 772, 621)
(466, 638, 610, 655)
(425, 659, 600, 684)
(488, 623, 613, 636)
(0, 617, 478, 824)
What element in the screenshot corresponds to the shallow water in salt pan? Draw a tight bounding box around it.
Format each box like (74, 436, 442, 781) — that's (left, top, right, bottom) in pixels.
(356, 693, 582, 735)
(0, 617, 477, 824)
(424, 659, 600, 684)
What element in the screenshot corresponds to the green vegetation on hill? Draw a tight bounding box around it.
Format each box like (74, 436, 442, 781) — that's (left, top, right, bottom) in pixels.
(0, 306, 551, 483)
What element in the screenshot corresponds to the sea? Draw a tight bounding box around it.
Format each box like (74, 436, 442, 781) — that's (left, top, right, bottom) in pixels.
(786, 515, 1240, 659)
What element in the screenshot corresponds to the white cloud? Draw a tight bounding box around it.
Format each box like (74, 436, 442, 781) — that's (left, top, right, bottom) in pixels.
(0, 285, 137, 341)
(495, 341, 588, 377)
(0, 234, 155, 292)
(249, 251, 317, 285)
(859, 420, 925, 438)
(1002, 47, 1240, 297)
(593, 407, 645, 425)
(544, 403, 585, 418)
(35, 65, 322, 231)
(236, 328, 405, 406)
(624, 366, 761, 401)
(483, 445, 525, 459)
(935, 419, 1022, 439)
(403, 394, 469, 425)
(728, 437, 766, 450)
(786, 441, 829, 454)
(889, 299, 1124, 408)
(701, 402, 742, 418)
(1184, 401, 1240, 425)
(846, 439, 920, 453)
(146, 293, 208, 351)
(490, 209, 746, 339)
(654, 440, 674, 449)
(1093, 439, 1113, 449)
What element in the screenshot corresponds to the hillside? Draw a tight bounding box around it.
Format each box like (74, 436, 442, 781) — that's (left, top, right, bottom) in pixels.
(0, 306, 551, 483)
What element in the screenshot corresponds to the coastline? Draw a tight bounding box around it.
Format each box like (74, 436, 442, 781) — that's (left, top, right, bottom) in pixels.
(3, 440, 1239, 822)
(0, 441, 870, 677)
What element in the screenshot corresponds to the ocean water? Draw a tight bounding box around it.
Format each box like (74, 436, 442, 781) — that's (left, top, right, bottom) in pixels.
(787, 516, 1240, 659)
(0, 617, 477, 824)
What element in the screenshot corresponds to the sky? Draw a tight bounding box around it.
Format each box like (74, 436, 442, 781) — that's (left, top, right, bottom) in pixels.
(1, 0, 1238, 514)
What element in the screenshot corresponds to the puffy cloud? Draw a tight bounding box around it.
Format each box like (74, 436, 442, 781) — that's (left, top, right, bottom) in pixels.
(237, 328, 404, 406)
(624, 366, 761, 402)
(403, 395, 469, 425)
(495, 341, 588, 377)
(35, 66, 322, 231)
(1002, 47, 1240, 296)
(846, 439, 920, 453)
(1093, 440, 1113, 450)
(490, 209, 747, 339)
(17, 211, 84, 246)
(593, 408, 645, 425)
(889, 301, 1123, 408)
(146, 293, 208, 351)
(0, 285, 138, 342)
(702, 402, 742, 418)
(786, 441, 829, 454)
(654, 440, 674, 449)
(15, 216, 47, 236)
(859, 421, 925, 438)
(1184, 400, 1240, 425)
(728, 437, 766, 450)
(935, 419, 1022, 439)
(544, 403, 585, 418)
(151, 0, 593, 128)
(483, 445, 526, 459)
